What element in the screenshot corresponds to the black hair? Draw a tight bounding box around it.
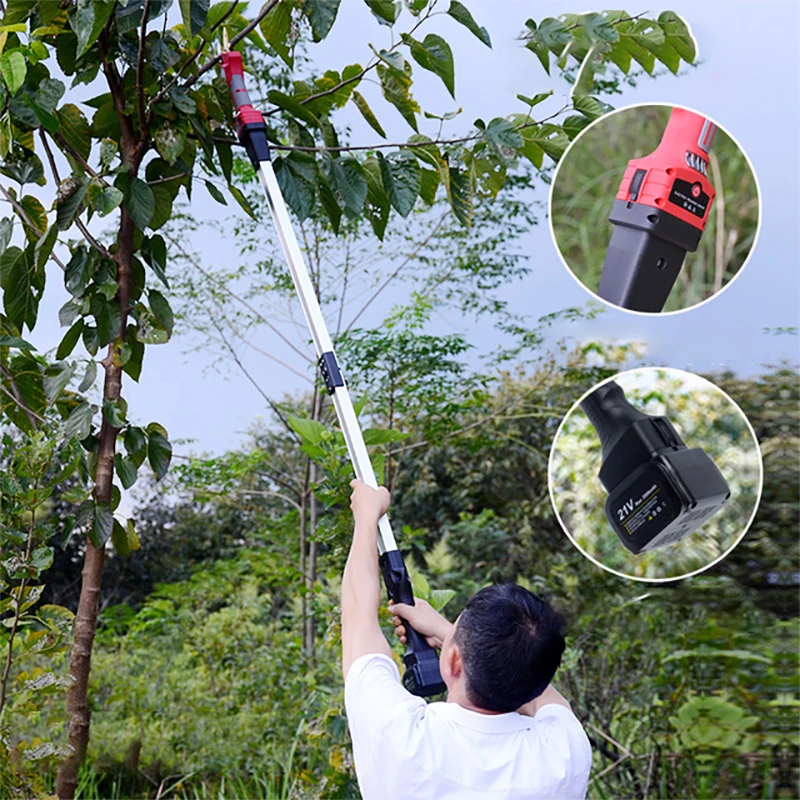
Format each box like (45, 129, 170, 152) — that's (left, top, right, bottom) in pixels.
(453, 583, 566, 713)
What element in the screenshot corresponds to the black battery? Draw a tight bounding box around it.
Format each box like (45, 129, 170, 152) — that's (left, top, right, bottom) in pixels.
(580, 381, 731, 554)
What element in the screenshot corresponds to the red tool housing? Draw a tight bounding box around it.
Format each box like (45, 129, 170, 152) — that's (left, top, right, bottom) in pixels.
(615, 108, 717, 231)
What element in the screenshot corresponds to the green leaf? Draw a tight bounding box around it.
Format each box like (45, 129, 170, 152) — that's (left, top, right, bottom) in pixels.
(583, 12, 619, 44)
(56, 176, 89, 231)
(289, 414, 327, 445)
(323, 155, 368, 218)
(377, 61, 419, 132)
(125, 176, 155, 230)
(55, 104, 91, 162)
(69, 0, 95, 55)
(0, 244, 40, 330)
(34, 224, 58, 269)
(228, 183, 257, 221)
(517, 91, 552, 109)
(0, 217, 12, 255)
(43, 362, 74, 405)
(362, 157, 389, 239)
(365, 0, 400, 26)
(154, 125, 186, 166)
(1, 150, 45, 187)
(149, 289, 174, 337)
(0, 50, 26, 95)
(77, 360, 96, 392)
(64, 247, 92, 297)
(267, 89, 320, 128)
(124, 425, 147, 463)
(447, 1, 490, 47)
(179, 0, 209, 36)
(96, 296, 121, 346)
(429, 588, 456, 612)
(148, 184, 173, 231)
(56, 321, 83, 360)
(443, 162, 473, 227)
(102, 397, 127, 428)
(405, 33, 455, 98)
(483, 117, 523, 162)
(572, 95, 606, 121)
(65, 400, 94, 441)
(302, 0, 341, 42)
(90, 503, 113, 548)
(260, 1, 293, 66)
(274, 155, 316, 221)
(114, 454, 138, 490)
(535, 17, 571, 51)
(30, 545, 54, 574)
(378, 152, 420, 217)
(87, 182, 123, 217)
(352, 91, 386, 138)
(363, 428, 408, 444)
(147, 428, 172, 481)
(203, 179, 227, 206)
(418, 167, 439, 205)
(20, 195, 47, 239)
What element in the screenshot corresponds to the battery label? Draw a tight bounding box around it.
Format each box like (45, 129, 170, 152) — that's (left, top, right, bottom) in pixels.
(668, 178, 709, 218)
(616, 483, 670, 536)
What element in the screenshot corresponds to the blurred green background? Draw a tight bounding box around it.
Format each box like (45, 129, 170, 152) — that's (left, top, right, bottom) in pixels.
(550, 369, 762, 579)
(551, 106, 760, 312)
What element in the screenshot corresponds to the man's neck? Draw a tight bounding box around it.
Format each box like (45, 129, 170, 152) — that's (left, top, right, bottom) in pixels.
(445, 685, 506, 715)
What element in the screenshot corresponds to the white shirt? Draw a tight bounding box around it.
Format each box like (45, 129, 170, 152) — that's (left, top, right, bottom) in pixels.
(345, 653, 592, 800)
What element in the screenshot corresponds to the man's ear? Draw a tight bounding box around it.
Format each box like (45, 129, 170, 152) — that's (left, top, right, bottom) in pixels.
(446, 640, 464, 679)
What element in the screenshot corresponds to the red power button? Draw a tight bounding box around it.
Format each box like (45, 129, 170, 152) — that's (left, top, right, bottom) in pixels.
(691, 183, 702, 198)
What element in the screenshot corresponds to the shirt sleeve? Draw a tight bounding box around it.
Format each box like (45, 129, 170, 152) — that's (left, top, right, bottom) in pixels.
(344, 653, 427, 780)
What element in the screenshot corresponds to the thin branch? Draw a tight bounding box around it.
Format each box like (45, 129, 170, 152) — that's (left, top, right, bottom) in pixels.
(136, 0, 153, 133)
(147, 1, 239, 111)
(0, 183, 66, 271)
(345, 210, 449, 332)
(268, 109, 571, 153)
(146, 172, 191, 186)
(185, 0, 280, 90)
(0, 367, 46, 429)
(165, 233, 314, 364)
(208, 313, 299, 437)
(40, 130, 111, 260)
(264, 2, 434, 119)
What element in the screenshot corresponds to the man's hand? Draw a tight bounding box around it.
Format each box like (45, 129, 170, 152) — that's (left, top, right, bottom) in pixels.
(350, 480, 390, 526)
(389, 597, 453, 650)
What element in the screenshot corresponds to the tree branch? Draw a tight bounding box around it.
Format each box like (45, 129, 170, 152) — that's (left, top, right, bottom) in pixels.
(147, 1, 239, 111)
(0, 183, 66, 271)
(165, 233, 314, 364)
(184, 0, 280, 91)
(136, 0, 153, 134)
(39, 130, 111, 260)
(345, 210, 449, 332)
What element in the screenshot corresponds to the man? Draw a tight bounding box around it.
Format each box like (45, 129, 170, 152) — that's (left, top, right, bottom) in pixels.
(342, 480, 592, 800)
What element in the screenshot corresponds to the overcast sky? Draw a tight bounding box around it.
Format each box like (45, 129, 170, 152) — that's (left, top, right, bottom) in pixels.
(12, 0, 799, 458)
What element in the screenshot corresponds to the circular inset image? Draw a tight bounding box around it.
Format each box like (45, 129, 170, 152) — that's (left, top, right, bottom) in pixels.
(548, 368, 762, 581)
(549, 104, 760, 314)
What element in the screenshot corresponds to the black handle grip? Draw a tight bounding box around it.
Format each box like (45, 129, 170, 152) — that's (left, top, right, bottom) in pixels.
(379, 550, 446, 697)
(580, 380, 648, 459)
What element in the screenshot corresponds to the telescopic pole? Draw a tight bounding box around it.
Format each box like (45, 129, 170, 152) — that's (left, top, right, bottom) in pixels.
(221, 50, 445, 697)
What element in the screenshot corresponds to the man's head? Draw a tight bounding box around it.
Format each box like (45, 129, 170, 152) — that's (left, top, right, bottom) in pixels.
(439, 584, 566, 713)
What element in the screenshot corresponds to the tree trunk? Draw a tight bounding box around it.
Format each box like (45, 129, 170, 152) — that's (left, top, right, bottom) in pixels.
(57, 30, 146, 797)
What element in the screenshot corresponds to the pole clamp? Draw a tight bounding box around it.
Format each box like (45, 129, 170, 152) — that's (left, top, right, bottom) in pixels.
(318, 351, 344, 395)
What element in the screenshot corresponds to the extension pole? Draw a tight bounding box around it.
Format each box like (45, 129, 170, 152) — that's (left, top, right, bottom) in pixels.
(221, 50, 445, 697)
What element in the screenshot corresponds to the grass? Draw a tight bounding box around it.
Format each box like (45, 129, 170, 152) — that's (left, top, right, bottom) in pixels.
(551, 105, 759, 312)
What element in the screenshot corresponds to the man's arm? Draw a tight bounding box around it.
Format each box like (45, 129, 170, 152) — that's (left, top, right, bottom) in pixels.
(341, 481, 393, 679)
